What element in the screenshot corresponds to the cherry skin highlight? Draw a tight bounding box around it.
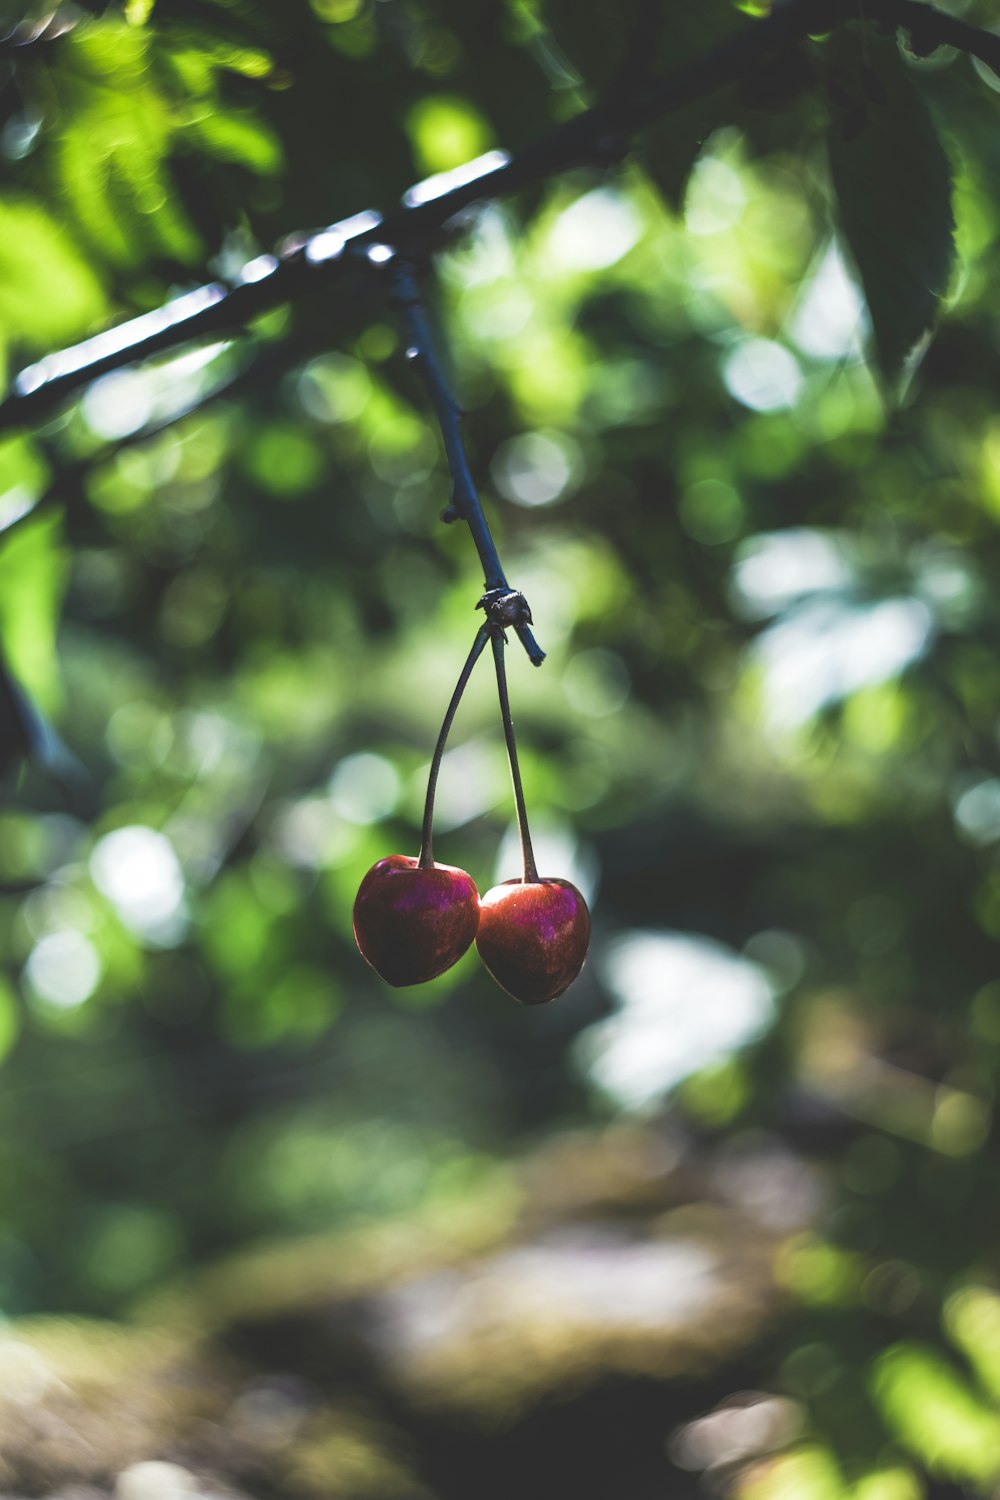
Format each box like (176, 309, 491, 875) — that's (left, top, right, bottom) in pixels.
(353, 854, 480, 986)
(475, 877, 590, 1005)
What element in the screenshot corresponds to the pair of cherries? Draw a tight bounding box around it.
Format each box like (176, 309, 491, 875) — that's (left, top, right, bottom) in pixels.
(352, 603, 590, 1006)
(353, 854, 590, 1005)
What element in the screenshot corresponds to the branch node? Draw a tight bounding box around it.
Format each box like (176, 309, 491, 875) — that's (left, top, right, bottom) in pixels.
(479, 590, 546, 665)
(478, 587, 534, 632)
(442, 481, 463, 522)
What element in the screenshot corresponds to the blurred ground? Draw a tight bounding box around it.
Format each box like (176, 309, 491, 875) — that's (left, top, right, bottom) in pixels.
(0, 1120, 807, 1499)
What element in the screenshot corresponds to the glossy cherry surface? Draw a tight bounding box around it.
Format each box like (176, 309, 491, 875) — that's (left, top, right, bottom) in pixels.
(475, 877, 590, 1005)
(353, 854, 480, 986)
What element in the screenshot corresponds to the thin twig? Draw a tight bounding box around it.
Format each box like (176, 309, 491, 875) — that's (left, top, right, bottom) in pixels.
(389, 258, 544, 666)
(391, 262, 505, 589)
(0, 0, 994, 431)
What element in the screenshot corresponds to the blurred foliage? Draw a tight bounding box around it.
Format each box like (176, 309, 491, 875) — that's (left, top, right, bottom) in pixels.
(1, 0, 1000, 1495)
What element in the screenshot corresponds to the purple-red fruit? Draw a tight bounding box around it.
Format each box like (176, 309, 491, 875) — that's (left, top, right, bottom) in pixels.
(353, 854, 480, 986)
(476, 878, 590, 1005)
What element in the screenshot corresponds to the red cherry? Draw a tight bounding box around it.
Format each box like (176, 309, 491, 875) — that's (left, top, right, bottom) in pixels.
(475, 877, 590, 1005)
(353, 854, 480, 986)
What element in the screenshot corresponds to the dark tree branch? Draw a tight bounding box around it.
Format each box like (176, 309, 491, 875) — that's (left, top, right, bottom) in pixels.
(0, 0, 994, 435)
(0, 333, 337, 546)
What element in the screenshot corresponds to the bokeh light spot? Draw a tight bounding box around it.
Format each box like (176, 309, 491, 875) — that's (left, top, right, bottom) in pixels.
(723, 339, 803, 413)
(25, 930, 101, 1008)
(581, 932, 775, 1109)
(685, 155, 746, 236)
(491, 430, 583, 508)
(788, 243, 867, 361)
(90, 826, 187, 945)
(329, 752, 401, 825)
(406, 96, 492, 175)
(548, 188, 642, 272)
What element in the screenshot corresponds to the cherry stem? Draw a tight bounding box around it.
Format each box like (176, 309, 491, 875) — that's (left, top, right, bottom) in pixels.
(490, 626, 539, 884)
(418, 622, 490, 870)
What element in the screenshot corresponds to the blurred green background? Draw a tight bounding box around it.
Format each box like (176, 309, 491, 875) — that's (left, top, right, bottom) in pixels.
(2, 1, 1000, 1496)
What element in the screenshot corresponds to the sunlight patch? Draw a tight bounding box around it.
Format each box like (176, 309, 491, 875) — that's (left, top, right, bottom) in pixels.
(90, 825, 187, 945)
(548, 188, 642, 272)
(578, 931, 775, 1110)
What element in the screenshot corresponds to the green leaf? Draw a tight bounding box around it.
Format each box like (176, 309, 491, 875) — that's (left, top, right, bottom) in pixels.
(827, 35, 956, 392)
(539, 0, 740, 95)
(536, 0, 644, 94)
(0, 652, 33, 777)
(0, 510, 85, 792)
(55, 22, 202, 268)
(537, 0, 744, 211)
(0, 201, 106, 349)
(0, 978, 21, 1066)
(189, 109, 284, 176)
(640, 109, 726, 213)
(871, 1342, 1000, 1484)
(0, 510, 68, 713)
(0, 646, 80, 785)
(639, 4, 744, 211)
